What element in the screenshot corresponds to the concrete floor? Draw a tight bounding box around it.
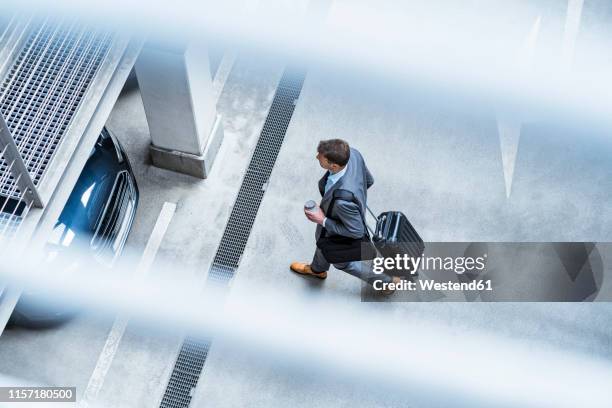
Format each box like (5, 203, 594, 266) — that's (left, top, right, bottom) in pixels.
(1, 1, 612, 406)
(190, 59, 612, 407)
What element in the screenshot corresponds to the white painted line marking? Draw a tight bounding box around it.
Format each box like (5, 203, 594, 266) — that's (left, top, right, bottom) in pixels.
(80, 202, 177, 408)
(497, 116, 522, 198)
(497, 16, 541, 198)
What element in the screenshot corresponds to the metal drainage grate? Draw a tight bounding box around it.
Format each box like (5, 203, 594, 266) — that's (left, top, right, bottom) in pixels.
(0, 19, 112, 200)
(159, 68, 306, 408)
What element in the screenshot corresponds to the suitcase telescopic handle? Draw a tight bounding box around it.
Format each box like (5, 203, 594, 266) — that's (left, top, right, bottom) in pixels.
(365, 205, 377, 236)
(365, 223, 375, 236)
(366, 205, 377, 219)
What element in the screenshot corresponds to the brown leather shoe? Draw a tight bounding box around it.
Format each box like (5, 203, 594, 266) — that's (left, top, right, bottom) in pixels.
(290, 262, 327, 279)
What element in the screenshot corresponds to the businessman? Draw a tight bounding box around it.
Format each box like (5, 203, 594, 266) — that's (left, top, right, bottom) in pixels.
(290, 139, 399, 288)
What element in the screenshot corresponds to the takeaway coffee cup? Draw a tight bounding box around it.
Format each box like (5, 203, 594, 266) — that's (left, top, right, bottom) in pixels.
(304, 200, 317, 213)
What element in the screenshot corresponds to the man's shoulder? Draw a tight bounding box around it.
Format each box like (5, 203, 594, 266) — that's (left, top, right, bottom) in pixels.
(349, 147, 365, 164)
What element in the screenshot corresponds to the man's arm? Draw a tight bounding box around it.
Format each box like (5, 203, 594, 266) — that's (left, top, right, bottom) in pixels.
(323, 200, 365, 239)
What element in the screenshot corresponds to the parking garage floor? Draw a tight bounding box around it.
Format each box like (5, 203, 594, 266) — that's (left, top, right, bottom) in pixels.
(190, 57, 612, 407)
(1, 11, 612, 408)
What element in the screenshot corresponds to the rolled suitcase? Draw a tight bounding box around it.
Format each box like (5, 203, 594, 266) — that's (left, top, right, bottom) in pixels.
(367, 208, 425, 277)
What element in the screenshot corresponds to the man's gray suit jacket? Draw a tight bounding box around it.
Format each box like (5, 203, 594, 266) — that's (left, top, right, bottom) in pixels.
(316, 147, 374, 241)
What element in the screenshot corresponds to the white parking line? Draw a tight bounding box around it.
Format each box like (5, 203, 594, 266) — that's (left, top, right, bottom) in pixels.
(497, 15, 541, 198)
(80, 202, 176, 408)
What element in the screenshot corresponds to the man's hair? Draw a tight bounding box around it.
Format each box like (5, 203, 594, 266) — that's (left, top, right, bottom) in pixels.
(317, 139, 350, 166)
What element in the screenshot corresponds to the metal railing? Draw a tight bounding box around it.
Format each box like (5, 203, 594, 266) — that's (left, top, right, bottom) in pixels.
(0, 111, 40, 239)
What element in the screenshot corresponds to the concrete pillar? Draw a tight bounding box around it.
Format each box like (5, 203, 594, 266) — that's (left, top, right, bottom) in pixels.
(135, 41, 224, 178)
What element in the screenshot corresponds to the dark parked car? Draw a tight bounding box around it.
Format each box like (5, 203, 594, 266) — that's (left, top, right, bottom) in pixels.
(9, 127, 138, 327)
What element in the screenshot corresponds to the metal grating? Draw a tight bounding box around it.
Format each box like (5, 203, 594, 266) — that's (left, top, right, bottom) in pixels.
(0, 19, 113, 201)
(159, 68, 306, 408)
